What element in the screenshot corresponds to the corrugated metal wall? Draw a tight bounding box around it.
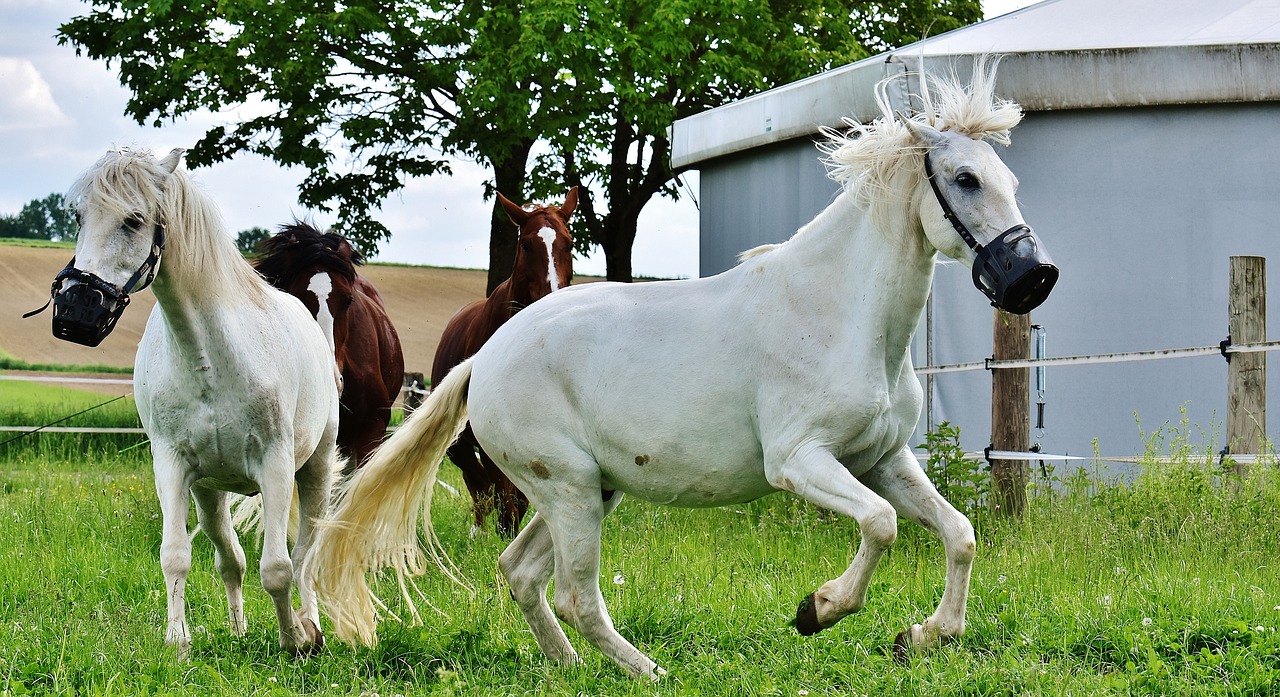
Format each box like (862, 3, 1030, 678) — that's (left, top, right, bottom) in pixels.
(696, 102, 1280, 459)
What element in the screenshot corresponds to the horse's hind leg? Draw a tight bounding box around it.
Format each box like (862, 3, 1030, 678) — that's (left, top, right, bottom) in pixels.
(863, 447, 975, 658)
(498, 512, 578, 665)
(480, 447, 528, 537)
(541, 489, 663, 680)
(192, 488, 247, 636)
(154, 452, 195, 658)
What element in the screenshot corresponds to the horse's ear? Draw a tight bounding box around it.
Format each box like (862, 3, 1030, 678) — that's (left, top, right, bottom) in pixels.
(497, 192, 529, 226)
(902, 119, 948, 151)
(559, 186, 578, 220)
(159, 148, 185, 174)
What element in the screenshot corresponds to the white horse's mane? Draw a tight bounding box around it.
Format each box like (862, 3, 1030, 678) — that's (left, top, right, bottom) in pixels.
(819, 59, 1023, 236)
(68, 148, 270, 305)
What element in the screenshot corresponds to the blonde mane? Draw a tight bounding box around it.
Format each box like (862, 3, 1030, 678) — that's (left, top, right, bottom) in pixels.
(818, 60, 1024, 235)
(68, 149, 270, 305)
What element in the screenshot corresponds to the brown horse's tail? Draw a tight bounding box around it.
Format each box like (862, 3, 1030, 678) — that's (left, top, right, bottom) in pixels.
(308, 355, 475, 646)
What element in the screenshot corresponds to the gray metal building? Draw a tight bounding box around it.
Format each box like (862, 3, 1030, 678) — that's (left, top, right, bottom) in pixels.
(671, 0, 1280, 460)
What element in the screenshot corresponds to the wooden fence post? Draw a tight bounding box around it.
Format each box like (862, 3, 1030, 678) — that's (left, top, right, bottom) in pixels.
(991, 309, 1030, 518)
(1227, 256, 1266, 473)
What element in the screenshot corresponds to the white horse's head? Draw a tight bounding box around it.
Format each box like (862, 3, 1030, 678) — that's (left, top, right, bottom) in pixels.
(823, 62, 1057, 314)
(906, 120, 1057, 314)
(49, 148, 181, 346)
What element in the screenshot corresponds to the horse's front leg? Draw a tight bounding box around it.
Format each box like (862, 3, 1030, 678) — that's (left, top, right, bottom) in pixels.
(256, 452, 315, 655)
(765, 442, 899, 634)
(863, 446, 975, 659)
(153, 448, 195, 658)
(292, 439, 337, 646)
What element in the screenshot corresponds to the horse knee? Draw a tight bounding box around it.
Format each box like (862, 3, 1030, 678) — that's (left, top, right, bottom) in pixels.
(946, 514, 976, 564)
(860, 503, 898, 549)
(260, 557, 295, 598)
(160, 540, 191, 577)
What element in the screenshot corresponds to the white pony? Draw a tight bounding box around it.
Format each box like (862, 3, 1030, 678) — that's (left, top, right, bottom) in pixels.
(56, 148, 340, 657)
(311, 65, 1058, 678)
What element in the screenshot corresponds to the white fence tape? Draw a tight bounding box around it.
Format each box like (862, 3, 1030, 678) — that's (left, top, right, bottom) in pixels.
(916, 339, 1280, 375)
(914, 449, 1269, 465)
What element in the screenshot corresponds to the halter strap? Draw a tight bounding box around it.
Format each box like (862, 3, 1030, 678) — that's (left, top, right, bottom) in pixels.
(22, 223, 166, 319)
(922, 153, 982, 251)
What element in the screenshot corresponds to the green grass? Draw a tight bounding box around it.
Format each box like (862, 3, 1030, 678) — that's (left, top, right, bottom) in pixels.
(0, 238, 74, 250)
(0, 407, 1277, 694)
(0, 380, 144, 461)
(0, 346, 133, 376)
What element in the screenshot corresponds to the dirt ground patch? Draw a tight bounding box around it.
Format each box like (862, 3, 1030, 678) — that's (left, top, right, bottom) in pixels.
(0, 245, 494, 381)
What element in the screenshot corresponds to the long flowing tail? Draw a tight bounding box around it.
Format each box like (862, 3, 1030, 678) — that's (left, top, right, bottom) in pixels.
(308, 355, 475, 646)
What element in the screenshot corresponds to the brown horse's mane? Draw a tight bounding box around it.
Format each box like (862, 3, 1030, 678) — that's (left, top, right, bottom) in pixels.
(254, 220, 363, 286)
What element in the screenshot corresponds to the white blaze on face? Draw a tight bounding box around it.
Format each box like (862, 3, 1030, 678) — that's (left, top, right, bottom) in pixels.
(307, 271, 337, 354)
(538, 227, 561, 292)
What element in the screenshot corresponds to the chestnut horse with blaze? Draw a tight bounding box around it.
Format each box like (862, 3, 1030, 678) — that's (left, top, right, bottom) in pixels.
(256, 222, 405, 474)
(432, 188, 577, 535)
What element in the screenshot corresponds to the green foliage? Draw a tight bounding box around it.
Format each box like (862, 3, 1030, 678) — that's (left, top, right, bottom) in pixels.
(0, 193, 78, 242)
(57, 1, 981, 276)
(919, 420, 988, 517)
(235, 226, 271, 257)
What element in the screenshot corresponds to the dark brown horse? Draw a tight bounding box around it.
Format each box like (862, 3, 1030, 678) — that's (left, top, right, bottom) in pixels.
(256, 222, 405, 474)
(432, 188, 577, 535)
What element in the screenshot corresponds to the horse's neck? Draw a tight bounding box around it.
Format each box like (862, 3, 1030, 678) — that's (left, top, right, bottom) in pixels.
(148, 223, 269, 353)
(504, 256, 542, 308)
(770, 192, 934, 360)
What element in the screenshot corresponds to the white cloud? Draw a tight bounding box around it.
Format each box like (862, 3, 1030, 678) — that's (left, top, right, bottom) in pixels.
(0, 57, 71, 132)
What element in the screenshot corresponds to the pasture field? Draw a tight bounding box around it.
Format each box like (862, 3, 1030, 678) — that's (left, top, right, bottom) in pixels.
(1, 384, 1279, 695)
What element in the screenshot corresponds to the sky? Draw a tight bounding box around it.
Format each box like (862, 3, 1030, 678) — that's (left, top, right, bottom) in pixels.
(0, 0, 1044, 278)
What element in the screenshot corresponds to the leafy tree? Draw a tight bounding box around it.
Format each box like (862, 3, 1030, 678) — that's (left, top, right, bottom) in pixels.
(0, 193, 77, 241)
(235, 227, 271, 256)
(59, 1, 979, 284)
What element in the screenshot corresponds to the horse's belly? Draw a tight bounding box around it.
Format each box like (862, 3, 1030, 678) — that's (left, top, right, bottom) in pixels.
(596, 444, 776, 508)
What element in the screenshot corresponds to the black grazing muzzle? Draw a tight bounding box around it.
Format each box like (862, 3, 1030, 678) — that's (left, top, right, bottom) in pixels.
(924, 154, 1058, 314)
(24, 225, 166, 347)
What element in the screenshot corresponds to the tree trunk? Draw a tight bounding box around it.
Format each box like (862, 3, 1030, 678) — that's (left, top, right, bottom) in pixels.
(600, 213, 638, 282)
(990, 309, 1031, 518)
(485, 139, 534, 295)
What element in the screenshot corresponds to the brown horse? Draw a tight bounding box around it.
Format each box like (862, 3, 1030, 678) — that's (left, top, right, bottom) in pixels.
(256, 222, 405, 474)
(432, 188, 577, 535)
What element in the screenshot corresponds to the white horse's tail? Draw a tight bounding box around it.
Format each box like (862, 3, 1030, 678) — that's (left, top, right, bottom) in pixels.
(309, 355, 475, 646)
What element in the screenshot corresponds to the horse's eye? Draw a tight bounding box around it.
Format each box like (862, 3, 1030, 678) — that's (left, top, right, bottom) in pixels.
(955, 172, 980, 190)
(123, 213, 145, 231)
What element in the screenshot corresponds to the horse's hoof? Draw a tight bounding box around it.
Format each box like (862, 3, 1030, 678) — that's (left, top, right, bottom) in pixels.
(792, 593, 823, 636)
(892, 629, 911, 663)
(287, 619, 325, 658)
(303, 618, 325, 652)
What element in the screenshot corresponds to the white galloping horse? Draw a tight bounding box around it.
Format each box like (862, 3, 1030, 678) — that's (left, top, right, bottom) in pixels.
(311, 65, 1058, 678)
(53, 148, 340, 657)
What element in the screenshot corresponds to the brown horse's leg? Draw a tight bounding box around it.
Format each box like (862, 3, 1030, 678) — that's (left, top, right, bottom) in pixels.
(446, 425, 496, 531)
